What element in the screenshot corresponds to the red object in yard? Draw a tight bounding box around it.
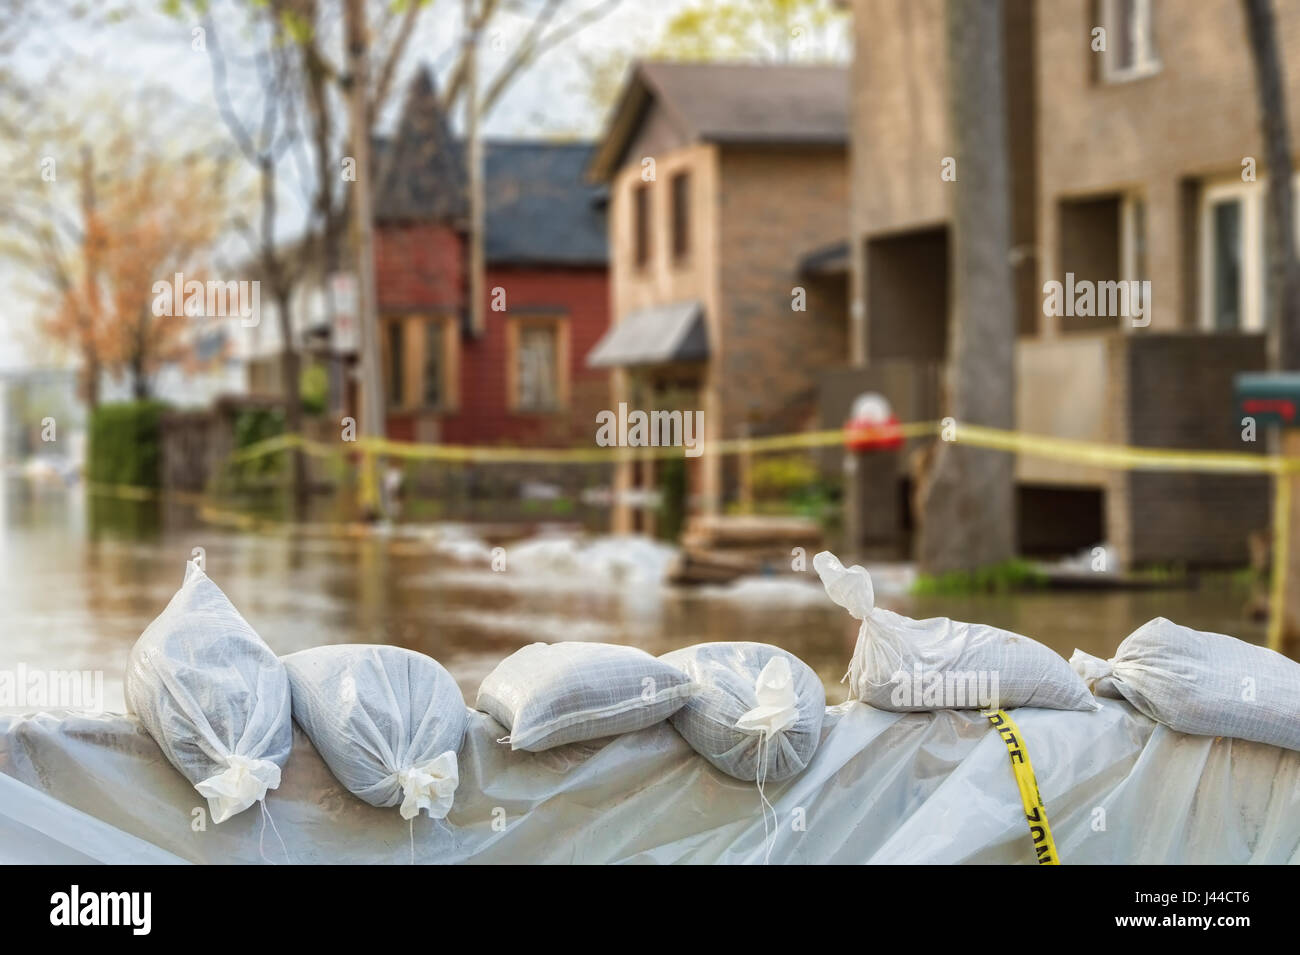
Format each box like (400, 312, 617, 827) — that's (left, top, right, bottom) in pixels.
(845, 393, 904, 451)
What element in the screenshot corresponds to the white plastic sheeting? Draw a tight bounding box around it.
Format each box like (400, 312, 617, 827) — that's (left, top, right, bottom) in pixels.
(2, 699, 1299, 864)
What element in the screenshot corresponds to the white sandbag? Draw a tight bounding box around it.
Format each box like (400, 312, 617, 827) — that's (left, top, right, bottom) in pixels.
(1071, 617, 1300, 752)
(659, 642, 825, 781)
(125, 560, 292, 823)
(282, 645, 468, 819)
(815, 551, 1096, 712)
(476, 642, 694, 752)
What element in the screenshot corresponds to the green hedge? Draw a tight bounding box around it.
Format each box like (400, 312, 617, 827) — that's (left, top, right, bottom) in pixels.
(87, 401, 168, 488)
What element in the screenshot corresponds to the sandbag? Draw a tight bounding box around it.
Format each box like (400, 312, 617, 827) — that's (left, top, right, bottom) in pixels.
(815, 551, 1096, 712)
(1071, 617, 1300, 752)
(282, 645, 468, 819)
(476, 642, 694, 751)
(125, 560, 292, 823)
(660, 642, 825, 781)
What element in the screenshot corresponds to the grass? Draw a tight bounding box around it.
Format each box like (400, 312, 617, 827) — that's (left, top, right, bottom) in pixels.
(912, 558, 1048, 596)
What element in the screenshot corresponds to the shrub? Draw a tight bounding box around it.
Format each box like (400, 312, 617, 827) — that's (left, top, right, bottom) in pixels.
(300, 362, 328, 415)
(912, 558, 1047, 596)
(230, 407, 286, 482)
(87, 401, 168, 488)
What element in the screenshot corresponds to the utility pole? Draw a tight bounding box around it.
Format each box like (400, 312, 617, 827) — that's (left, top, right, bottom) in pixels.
(464, 0, 485, 338)
(345, 0, 385, 517)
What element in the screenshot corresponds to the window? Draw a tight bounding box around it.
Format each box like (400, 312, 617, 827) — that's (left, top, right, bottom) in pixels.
(671, 172, 691, 262)
(1211, 199, 1244, 330)
(634, 183, 651, 268)
(384, 316, 458, 410)
(1198, 178, 1295, 333)
(508, 317, 569, 412)
(386, 321, 404, 407)
(1101, 0, 1159, 83)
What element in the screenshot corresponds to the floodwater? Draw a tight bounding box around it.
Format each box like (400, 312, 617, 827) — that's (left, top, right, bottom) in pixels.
(0, 478, 1266, 712)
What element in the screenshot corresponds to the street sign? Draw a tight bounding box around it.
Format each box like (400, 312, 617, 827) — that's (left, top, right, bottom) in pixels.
(1235, 372, 1300, 427)
(328, 271, 359, 355)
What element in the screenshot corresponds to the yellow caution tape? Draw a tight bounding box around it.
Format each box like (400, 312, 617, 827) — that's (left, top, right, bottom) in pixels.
(949, 421, 1295, 475)
(1271, 476, 1291, 652)
(983, 709, 1059, 865)
(226, 419, 1293, 472)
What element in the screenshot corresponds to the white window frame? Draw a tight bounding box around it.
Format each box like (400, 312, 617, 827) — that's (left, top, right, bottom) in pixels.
(1101, 0, 1161, 84)
(1119, 193, 1147, 332)
(1198, 175, 1300, 333)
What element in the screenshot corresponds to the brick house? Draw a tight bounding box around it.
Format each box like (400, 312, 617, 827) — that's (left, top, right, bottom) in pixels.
(586, 61, 850, 533)
(834, 0, 1300, 567)
(373, 69, 609, 449)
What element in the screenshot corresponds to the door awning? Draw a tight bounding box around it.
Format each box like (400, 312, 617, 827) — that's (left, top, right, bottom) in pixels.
(586, 301, 709, 368)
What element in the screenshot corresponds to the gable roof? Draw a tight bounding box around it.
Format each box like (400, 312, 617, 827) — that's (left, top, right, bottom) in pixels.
(375, 68, 605, 266)
(588, 61, 849, 181)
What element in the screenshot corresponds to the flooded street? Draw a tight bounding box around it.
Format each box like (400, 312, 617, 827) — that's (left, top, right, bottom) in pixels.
(1, 479, 1266, 712)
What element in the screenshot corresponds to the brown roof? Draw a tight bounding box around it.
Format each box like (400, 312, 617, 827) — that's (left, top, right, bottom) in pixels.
(588, 61, 849, 181)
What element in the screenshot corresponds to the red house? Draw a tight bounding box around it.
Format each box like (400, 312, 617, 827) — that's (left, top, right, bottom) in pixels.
(373, 69, 610, 447)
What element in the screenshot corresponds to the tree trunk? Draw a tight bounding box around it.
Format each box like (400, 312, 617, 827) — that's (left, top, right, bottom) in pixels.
(346, 0, 387, 520)
(131, 361, 148, 400)
(464, 0, 485, 339)
(917, 0, 1017, 574)
(82, 350, 99, 410)
(256, 150, 308, 518)
(1243, 0, 1300, 658)
(1244, 0, 1300, 369)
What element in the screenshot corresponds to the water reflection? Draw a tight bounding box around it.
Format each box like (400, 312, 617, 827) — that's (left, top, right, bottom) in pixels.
(0, 479, 1264, 712)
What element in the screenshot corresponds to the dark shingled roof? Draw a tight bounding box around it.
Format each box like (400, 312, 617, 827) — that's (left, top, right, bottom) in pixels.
(375, 68, 467, 223)
(483, 141, 607, 266)
(588, 61, 849, 181)
(376, 68, 606, 266)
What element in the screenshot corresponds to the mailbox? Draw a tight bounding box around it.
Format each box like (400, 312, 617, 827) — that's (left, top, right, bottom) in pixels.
(1234, 372, 1300, 427)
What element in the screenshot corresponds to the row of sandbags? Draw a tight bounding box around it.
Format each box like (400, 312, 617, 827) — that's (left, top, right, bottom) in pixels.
(124, 552, 1300, 828)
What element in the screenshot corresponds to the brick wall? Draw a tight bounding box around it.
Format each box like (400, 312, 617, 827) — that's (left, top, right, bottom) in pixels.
(376, 223, 465, 311)
(849, 0, 1039, 353)
(374, 216, 611, 449)
(377, 222, 608, 449)
(438, 266, 610, 448)
(716, 145, 850, 439)
(1037, 0, 1300, 334)
(1109, 333, 1269, 566)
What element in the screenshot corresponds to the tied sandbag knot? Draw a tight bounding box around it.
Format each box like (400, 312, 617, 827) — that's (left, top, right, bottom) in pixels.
(393, 752, 459, 821)
(195, 753, 282, 824)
